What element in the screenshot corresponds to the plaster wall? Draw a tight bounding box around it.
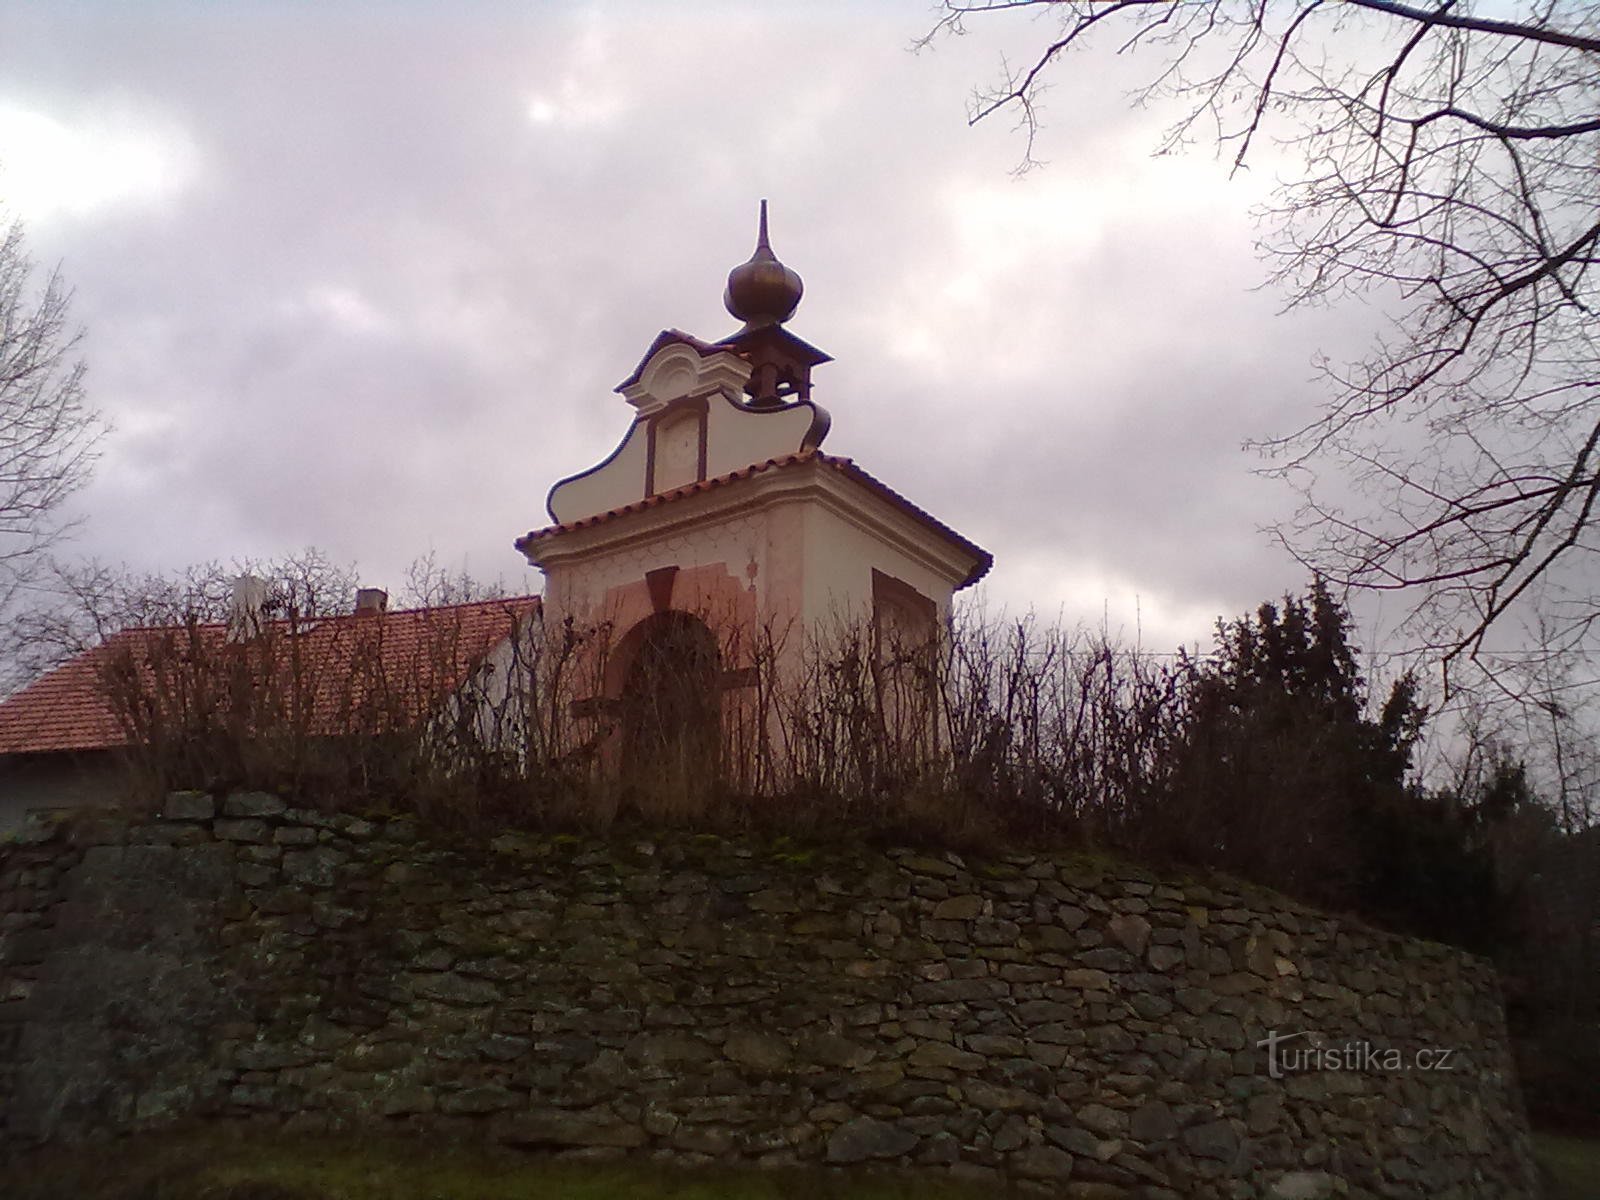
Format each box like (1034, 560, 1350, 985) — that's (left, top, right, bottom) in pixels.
(546, 392, 819, 529)
(546, 424, 650, 526)
(701, 398, 817, 480)
(798, 500, 960, 632)
(0, 754, 126, 836)
(541, 474, 963, 647)
(540, 504, 782, 634)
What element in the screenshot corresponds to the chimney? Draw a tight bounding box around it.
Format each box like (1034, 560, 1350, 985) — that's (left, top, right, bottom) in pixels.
(354, 587, 388, 617)
(227, 575, 268, 643)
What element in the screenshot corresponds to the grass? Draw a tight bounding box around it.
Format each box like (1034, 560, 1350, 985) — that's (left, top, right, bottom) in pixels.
(5, 1126, 1005, 1200)
(1533, 1131, 1600, 1200)
(9, 1115, 1592, 1199)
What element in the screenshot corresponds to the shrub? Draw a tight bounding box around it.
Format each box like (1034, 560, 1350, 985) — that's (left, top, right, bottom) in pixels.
(85, 570, 1517, 948)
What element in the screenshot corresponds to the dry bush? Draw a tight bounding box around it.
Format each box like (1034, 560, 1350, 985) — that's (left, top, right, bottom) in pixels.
(96, 583, 1459, 909)
(97, 600, 544, 817)
(96, 589, 1201, 852)
(597, 609, 1196, 850)
(934, 615, 1191, 847)
(92, 578, 1552, 992)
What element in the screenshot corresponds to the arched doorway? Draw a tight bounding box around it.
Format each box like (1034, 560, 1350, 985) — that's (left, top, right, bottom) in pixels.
(615, 611, 722, 790)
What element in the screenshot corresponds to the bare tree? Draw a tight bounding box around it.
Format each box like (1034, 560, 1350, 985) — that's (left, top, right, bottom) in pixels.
(0, 548, 360, 694)
(925, 1, 1600, 678)
(0, 216, 103, 614)
(400, 550, 510, 608)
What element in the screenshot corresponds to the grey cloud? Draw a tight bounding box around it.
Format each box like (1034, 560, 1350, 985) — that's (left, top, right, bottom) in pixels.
(3, 1, 1391, 642)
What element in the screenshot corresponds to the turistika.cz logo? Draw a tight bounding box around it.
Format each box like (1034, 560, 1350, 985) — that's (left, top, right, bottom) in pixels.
(1255, 1029, 1461, 1079)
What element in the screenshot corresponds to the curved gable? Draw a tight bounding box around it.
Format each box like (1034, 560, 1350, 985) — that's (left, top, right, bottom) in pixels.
(546, 335, 830, 526)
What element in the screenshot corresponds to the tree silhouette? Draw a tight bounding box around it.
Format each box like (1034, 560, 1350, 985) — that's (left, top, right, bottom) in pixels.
(927, 1, 1600, 673)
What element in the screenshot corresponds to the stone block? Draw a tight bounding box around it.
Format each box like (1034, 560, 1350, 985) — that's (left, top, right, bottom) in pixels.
(908, 1040, 984, 1071)
(1129, 1100, 1178, 1142)
(1181, 1118, 1241, 1163)
(378, 1083, 437, 1115)
(223, 792, 287, 818)
(214, 819, 269, 844)
(825, 1115, 919, 1163)
(439, 1085, 518, 1114)
(282, 847, 342, 887)
(726, 1030, 793, 1075)
(1011, 1145, 1075, 1179)
(805, 1032, 875, 1069)
(1107, 914, 1151, 957)
(902, 856, 959, 878)
(413, 972, 501, 1007)
(1269, 1171, 1336, 1199)
(1076, 1103, 1127, 1137)
(1061, 969, 1113, 991)
(162, 792, 215, 821)
(934, 894, 985, 920)
(1147, 944, 1185, 972)
(963, 1080, 1034, 1111)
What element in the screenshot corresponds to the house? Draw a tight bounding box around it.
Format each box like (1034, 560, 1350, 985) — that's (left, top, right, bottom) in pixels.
(516, 203, 991, 785)
(0, 588, 540, 833)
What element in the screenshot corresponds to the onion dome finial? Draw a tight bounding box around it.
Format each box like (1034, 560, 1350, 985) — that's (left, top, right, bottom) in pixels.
(723, 200, 803, 329)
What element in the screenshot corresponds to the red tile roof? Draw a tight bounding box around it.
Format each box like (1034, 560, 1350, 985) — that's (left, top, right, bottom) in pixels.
(516, 450, 993, 588)
(0, 596, 540, 756)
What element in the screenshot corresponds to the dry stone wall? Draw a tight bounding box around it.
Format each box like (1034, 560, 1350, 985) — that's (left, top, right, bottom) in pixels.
(0, 792, 1538, 1198)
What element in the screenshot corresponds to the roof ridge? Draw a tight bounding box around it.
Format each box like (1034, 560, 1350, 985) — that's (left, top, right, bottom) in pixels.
(110, 592, 542, 634)
(0, 594, 540, 755)
(378, 594, 541, 616)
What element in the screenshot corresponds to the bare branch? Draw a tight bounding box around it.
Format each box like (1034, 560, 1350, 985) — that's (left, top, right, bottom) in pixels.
(0, 217, 104, 624)
(928, 0, 1600, 664)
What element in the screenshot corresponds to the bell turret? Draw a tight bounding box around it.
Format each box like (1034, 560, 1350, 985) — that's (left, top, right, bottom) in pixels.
(717, 200, 831, 408)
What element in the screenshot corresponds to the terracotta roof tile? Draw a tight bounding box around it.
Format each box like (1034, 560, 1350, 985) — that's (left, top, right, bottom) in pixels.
(516, 451, 993, 588)
(0, 596, 540, 756)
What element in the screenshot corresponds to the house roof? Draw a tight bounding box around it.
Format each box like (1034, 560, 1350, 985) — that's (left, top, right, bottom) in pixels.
(0, 596, 541, 756)
(516, 450, 993, 589)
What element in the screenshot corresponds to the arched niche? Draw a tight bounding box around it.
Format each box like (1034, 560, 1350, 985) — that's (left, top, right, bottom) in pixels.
(610, 610, 722, 787)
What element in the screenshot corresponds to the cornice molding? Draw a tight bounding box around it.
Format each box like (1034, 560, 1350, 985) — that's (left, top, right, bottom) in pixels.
(527, 458, 984, 589)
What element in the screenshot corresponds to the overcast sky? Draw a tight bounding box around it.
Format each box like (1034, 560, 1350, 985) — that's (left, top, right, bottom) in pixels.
(0, 0, 1393, 653)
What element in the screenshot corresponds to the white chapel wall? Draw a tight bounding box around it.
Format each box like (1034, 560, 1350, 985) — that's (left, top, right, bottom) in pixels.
(546, 425, 649, 526)
(701, 398, 818, 480)
(798, 502, 960, 633)
(543, 507, 779, 631)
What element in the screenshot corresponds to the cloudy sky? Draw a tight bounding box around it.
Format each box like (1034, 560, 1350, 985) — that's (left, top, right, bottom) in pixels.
(0, 0, 1391, 653)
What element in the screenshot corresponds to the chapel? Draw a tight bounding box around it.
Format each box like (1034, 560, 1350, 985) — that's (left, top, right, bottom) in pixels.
(515, 204, 991, 782)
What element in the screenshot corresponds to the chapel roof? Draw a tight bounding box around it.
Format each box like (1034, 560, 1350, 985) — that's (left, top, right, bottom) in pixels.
(516, 450, 992, 589)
